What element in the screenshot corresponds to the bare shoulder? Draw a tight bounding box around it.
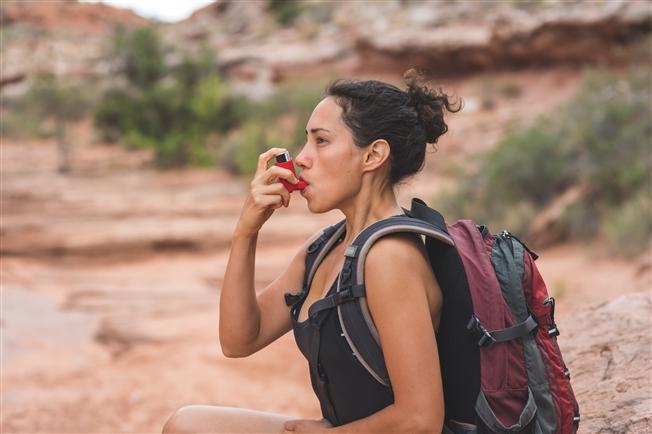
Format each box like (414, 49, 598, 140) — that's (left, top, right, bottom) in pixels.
(365, 232, 429, 272)
(364, 232, 434, 297)
(364, 232, 442, 323)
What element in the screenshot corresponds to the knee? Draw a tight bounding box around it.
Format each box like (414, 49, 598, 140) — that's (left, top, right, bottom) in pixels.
(162, 405, 200, 434)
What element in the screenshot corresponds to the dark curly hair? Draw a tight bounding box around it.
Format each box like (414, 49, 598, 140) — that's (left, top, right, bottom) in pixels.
(324, 69, 462, 186)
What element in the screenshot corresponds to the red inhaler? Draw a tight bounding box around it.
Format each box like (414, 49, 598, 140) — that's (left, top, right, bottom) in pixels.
(274, 151, 308, 192)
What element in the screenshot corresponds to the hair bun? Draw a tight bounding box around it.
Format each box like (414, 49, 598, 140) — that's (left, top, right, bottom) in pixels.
(403, 69, 462, 144)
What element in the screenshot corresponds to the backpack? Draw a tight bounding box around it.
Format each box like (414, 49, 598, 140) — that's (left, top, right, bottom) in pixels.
(293, 197, 580, 434)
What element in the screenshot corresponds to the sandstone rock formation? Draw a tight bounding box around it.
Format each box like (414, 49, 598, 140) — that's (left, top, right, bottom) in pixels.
(2, 0, 650, 99)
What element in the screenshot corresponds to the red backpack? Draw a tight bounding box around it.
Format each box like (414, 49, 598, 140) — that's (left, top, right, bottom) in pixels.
(297, 198, 580, 433)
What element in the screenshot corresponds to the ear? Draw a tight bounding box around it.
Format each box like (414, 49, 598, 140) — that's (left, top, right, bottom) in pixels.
(361, 139, 391, 173)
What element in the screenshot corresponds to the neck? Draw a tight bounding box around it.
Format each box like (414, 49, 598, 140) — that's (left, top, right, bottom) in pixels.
(339, 179, 404, 245)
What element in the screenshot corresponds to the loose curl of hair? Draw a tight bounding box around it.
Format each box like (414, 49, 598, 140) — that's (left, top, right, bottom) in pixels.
(324, 69, 462, 186)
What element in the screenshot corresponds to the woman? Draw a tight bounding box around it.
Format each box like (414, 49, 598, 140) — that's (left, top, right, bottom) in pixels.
(162, 70, 461, 433)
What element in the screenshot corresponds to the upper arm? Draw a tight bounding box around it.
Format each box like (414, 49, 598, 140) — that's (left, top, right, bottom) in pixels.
(364, 233, 444, 427)
(247, 229, 323, 354)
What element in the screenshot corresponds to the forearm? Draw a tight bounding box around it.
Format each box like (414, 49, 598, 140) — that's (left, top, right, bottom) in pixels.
(326, 404, 440, 434)
(218, 229, 261, 357)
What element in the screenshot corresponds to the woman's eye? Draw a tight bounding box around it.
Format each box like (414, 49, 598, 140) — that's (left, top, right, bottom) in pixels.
(316, 137, 326, 144)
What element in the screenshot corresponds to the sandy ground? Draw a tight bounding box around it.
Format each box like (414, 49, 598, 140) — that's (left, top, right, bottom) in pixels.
(2, 68, 650, 433)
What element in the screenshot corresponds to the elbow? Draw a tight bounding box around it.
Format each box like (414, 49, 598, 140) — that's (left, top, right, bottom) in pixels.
(412, 415, 443, 434)
(219, 340, 252, 358)
(396, 405, 443, 433)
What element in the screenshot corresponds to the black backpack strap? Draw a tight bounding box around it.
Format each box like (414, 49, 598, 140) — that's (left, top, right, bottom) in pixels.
(409, 197, 450, 236)
(307, 284, 366, 317)
(336, 214, 455, 386)
(284, 219, 346, 307)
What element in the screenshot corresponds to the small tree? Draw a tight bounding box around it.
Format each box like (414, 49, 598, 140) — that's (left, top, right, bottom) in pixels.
(114, 27, 165, 89)
(26, 76, 91, 173)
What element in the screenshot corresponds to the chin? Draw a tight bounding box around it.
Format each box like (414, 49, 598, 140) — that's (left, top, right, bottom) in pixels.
(304, 196, 334, 214)
(306, 201, 329, 214)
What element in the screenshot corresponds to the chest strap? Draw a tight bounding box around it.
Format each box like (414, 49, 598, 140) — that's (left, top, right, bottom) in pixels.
(308, 284, 366, 319)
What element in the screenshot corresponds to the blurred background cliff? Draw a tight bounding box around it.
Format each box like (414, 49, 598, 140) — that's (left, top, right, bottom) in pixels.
(1, 0, 651, 432)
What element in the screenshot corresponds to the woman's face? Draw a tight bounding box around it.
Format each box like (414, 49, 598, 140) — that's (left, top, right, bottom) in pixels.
(295, 97, 365, 214)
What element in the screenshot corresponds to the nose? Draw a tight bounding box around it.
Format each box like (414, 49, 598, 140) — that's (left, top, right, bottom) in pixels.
(295, 144, 310, 170)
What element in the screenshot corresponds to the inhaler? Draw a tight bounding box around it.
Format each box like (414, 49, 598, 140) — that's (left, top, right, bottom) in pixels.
(274, 151, 308, 192)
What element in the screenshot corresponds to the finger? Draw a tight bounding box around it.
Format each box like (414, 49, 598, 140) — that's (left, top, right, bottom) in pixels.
(251, 193, 283, 210)
(264, 165, 299, 185)
(256, 183, 290, 207)
(256, 147, 288, 174)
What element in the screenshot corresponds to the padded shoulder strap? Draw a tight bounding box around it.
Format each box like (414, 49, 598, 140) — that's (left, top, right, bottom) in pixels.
(304, 219, 346, 289)
(336, 214, 455, 386)
(409, 197, 449, 235)
(345, 215, 453, 279)
(285, 220, 346, 307)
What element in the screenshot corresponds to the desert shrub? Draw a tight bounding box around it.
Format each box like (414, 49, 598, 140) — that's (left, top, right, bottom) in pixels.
(602, 186, 652, 258)
(1, 76, 95, 139)
(116, 27, 165, 89)
(93, 88, 138, 142)
(95, 26, 327, 172)
(94, 27, 249, 168)
(267, 0, 303, 27)
(437, 67, 651, 255)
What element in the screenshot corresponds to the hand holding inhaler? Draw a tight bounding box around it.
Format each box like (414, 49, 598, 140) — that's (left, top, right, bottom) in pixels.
(234, 148, 308, 237)
(274, 150, 308, 192)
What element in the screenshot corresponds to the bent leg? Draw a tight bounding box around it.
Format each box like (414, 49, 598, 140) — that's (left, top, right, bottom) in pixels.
(161, 404, 296, 434)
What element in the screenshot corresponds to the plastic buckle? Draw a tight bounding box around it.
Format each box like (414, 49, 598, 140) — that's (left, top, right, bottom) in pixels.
(478, 331, 497, 347)
(466, 315, 496, 347)
(333, 287, 353, 305)
(307, 240, 322, 254)
(543, 297, 560, 337)
(284, 292, 302, 306)
(344, 245, 358, 258)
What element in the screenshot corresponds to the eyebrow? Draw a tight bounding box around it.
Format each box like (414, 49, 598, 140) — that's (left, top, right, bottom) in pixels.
(305, 128, 332, 135)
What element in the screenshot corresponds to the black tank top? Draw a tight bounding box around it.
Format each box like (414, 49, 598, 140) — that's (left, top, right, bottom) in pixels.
(290, 235, 394, 426)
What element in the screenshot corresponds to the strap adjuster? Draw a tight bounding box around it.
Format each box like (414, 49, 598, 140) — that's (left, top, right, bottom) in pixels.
(467, 314, 538, 347)
(344, 245, 358, 258)
(332, 287, 353, 305)
(543, 297, 560, 337)
(284, 291, 303, 307)
(467, 315, 496, 347)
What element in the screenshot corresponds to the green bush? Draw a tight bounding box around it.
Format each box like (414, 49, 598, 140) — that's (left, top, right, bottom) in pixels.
(1, 76, 96, 139)
(174, 47, 215, 91)
(94, 30, 238, 168)
(95, 26, 326, 172)
(603, 186, 652, 258)
(93, 88, 138, 142)
(117, 27, 165, 89)
(267, 0, 303, 27)
(437, 67, 652, 255)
